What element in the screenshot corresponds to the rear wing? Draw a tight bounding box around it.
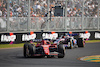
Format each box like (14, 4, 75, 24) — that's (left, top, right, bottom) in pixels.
(30, 39, 51, 42)
(65, 33, 78, 36)
(30, 39, 42, 42)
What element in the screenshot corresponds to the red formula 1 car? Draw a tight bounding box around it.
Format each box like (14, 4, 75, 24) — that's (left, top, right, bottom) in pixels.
(23, 39, 65, 58)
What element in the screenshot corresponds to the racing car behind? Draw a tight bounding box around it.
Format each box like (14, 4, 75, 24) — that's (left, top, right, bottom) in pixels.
(53, 35, 85, 49)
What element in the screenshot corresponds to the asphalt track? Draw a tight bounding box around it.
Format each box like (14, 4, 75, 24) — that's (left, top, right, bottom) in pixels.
(0, 43, 100, 67)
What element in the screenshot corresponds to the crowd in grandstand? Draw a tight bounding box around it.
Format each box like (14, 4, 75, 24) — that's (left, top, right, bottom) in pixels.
(0, 0, 99, 17)
(84, 0, 98, 17)
(67, 0, 82, 17)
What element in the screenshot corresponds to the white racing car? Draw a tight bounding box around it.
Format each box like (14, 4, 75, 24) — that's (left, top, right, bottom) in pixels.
(53, 35, 85, 49)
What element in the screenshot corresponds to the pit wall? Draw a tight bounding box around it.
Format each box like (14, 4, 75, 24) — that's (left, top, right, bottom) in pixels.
(0, 31, 100, 44)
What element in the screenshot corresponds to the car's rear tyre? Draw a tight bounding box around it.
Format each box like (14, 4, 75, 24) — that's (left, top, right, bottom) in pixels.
(77, 38, 85, 47)
(23, 44, 34, 58)
(58, 45, 65, 58)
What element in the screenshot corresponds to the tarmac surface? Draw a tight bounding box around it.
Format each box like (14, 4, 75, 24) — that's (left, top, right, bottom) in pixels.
(0, 43, 100, 67)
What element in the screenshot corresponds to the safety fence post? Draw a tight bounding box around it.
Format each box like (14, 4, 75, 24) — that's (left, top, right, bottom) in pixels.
(82, 0, 84, 31)
(65, 0, 68, 31)
(7, 0, 10, 32)
(27, 0, 30, 31)
(98, 0, 100, 30)
(47, 0, 50, 31)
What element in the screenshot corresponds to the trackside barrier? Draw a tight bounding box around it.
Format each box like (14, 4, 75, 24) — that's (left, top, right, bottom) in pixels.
(0, 31, 100, 44)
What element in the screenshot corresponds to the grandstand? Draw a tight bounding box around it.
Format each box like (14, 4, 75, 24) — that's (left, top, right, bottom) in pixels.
(0, 0, 100, 32)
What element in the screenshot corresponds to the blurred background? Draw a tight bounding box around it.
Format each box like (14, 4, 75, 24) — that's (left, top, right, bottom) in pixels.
(0, 0, 100, 32)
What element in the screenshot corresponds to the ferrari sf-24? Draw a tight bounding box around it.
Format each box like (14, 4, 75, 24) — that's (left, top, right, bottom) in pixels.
(23, 39, 65, 58)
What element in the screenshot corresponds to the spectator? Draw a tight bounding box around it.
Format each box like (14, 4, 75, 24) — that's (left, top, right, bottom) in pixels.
(0, 9, 2, 17)
(0, 18, 6, 28)
(0, 0, 99, 17)
(84, 0, 98, 17)
(23, 10, 28, 17)
(16, 6, 22, 13)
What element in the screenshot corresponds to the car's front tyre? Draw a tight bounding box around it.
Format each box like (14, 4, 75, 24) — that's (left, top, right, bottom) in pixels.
(23, 44, 34, 58)
(58, 45, 65, 58)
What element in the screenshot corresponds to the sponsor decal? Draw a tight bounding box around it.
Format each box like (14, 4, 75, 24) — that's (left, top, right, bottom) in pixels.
(1, 34, 16, 42)
(79, 55, 100, 63)
(42, 33, 58, 40)
(22, 34, 36, 41)
(79, 33, 90, 39)
(95, 32, 100, 38)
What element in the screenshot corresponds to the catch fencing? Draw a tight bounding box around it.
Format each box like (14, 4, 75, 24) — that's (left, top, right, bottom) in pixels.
(0, 0, 100, 32)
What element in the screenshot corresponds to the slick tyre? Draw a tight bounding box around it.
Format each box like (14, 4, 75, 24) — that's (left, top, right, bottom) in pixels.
(77, 38, 85, 47)
(58, 45, 65, 58)
(23, 44, 34, 58)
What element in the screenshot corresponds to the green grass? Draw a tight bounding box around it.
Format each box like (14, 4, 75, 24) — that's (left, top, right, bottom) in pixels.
(0, 43, 24, 49)
(0, 40, 100, 49)
(85, 40, 100, 43)
(0, 43, 37, 49)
